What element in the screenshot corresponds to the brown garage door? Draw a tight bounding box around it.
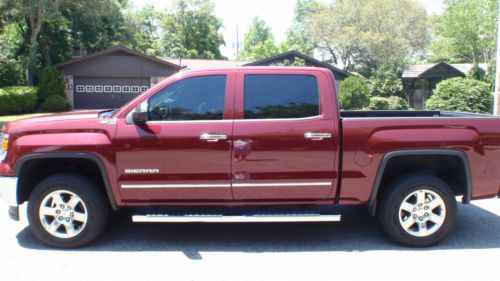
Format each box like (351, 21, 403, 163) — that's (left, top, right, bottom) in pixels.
(73, 77, 150, 109)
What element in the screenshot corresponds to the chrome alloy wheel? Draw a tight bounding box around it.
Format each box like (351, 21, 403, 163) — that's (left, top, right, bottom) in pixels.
(38, 190, 88, 239)
(398, 189, 446, 237)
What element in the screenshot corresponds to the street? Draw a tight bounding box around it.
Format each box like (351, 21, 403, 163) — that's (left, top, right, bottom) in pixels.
(0, 199, 498, 281)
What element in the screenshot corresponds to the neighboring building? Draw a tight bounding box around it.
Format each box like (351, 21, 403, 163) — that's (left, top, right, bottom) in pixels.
(402, 62, 488, 108)
(56, 46, 180, 109)
(57, 47, 351, 110)
(245, 50, 351, 92)
(164, 58, 250, 69)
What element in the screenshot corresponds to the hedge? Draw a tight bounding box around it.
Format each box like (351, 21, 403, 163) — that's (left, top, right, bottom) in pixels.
(40, 95, 70, 112)
(369, 96, 390, 110)
(0, 86, 38, 115)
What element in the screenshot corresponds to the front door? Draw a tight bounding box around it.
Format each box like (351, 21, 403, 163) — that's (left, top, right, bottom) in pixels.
(231, 70, 340, 200)
(115, 72, 235, 202)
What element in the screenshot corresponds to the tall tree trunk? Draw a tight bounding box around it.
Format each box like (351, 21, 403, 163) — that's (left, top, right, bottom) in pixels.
(26, 7, 44, 86)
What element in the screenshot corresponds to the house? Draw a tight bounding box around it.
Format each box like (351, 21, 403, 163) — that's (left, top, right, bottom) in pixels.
(244, 50, 351, 93)
(402, 62, 488, 108)
(57, 47, 351, 110)
(56, 46, 180, 109)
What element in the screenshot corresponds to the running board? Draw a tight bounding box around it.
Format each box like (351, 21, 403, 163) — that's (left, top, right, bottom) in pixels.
(132, 213, 341, 223)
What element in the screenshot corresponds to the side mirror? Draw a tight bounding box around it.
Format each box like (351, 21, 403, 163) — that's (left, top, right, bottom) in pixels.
(132, 111, 149, 125)
(132, 101, 149, 125)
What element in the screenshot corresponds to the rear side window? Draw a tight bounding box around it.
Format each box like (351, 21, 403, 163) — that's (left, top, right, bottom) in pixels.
(244, 74, 320, 119)
(148, 75, 227, 121)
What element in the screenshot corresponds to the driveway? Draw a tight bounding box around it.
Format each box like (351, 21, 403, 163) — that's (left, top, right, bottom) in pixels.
(0, 199, 498, 281)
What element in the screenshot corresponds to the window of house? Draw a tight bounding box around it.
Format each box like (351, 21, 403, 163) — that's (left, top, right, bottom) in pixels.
(85, 85, 94, 93)
(148, 75, 227, 121)
(104, 86, 112, 93)
(113, 86, 121, 93)
(76, 85, 85, 93)
(95, 85, 104, 93)
(243, 74, 320, 119)
(131, 86, 140, 93)
(140, 86, 149, 93)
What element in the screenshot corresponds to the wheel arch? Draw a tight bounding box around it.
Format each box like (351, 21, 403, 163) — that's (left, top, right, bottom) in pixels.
(367, 149, 472, 216)
(15, 152, 118, 210)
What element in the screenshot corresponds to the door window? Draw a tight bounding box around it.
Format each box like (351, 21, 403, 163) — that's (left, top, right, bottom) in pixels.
(148, 75, 227, 121)
(244, 74, 319, 119)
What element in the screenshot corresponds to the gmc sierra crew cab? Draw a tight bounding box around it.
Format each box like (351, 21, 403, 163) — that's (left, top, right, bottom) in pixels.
(1, 67, 499, 248)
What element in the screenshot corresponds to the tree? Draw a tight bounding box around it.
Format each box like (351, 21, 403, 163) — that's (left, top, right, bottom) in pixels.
(370, 65, 404, 98)
(286, 0, 324, 56)
(0, 0, 130, 84)
(160, 0, 225, 59)
(124, 5, 163, 56)
(429, 0, 499, 64)
(339, 76, 370, 109)
(239, 17, 280, 60)
(426, 77, 492, 113)
(306, 0, 430, 71)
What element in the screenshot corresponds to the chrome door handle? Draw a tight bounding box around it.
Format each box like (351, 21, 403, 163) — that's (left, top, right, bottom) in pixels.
(304, 132, 332, 140)
(200, 133, 228, 142)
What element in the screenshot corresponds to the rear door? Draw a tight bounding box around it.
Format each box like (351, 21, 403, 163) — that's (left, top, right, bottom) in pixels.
(231, 69, 340, 200)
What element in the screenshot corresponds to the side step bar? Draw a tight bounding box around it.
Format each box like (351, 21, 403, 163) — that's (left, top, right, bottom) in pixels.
(132, 214, 341, 223)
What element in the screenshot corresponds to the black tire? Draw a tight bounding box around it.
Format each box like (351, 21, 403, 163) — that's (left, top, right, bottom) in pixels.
(378, 173, 457, 247)
(28, 173, 109, 248)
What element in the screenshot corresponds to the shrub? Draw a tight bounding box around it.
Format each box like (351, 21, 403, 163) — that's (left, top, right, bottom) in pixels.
(426, 77, 492, 114)
(0, 59, 21, 87)
(370, 65, 404, 97)
(339, 76, 370, 109)
(0, 86, 38, 115)
(40, 95, 70, 112)
(369, 96, 390, 110)
(467, 64, 486, 81)
(387, 96, 409, 110)
(38, 66, 66, 103)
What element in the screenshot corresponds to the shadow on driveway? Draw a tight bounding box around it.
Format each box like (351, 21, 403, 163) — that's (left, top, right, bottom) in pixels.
(16, 203, 500, 259)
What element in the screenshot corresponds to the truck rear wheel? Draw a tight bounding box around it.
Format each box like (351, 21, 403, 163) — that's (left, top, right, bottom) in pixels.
(27, 173, 108, 248)
(378, 174, 457, 246)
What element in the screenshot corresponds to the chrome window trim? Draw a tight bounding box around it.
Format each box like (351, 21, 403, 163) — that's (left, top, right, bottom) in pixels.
(146, 119, 233, 124)
(121, 183, 231, 189)
(234, 115, 323, 122)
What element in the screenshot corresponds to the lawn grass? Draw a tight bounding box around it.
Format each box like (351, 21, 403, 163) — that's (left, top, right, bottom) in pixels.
(0, 113, 50, 127)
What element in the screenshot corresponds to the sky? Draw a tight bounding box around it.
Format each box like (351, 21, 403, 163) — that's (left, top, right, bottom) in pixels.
(132, 0, 444, 59)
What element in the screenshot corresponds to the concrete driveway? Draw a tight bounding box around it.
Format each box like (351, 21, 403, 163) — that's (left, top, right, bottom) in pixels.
(0, 199, 498, 281)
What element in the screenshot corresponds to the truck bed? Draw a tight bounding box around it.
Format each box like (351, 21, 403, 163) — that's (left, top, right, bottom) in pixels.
(340, 110, 495, 118)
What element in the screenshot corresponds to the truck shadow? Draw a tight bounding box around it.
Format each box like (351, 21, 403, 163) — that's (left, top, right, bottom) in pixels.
(16, 203, 500, 258)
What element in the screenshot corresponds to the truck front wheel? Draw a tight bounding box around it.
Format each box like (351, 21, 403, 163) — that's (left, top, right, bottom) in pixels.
(27, 173, 109, 248)
(378, 174, 457, 246)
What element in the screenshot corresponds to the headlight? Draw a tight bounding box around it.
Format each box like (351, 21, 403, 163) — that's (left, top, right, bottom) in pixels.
(0, 132, 9, 161)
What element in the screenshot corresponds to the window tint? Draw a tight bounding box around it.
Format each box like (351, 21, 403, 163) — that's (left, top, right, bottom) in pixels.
(244, 74, 319, 119)
(148, 75, 227, 121)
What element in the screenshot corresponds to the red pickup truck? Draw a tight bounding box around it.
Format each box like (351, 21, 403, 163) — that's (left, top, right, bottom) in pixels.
(1, 67, 499, 248)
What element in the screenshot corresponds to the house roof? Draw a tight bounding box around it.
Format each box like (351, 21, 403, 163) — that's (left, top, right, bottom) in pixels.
(402, 62, 488, 78)
(163, 58, 250, 69)
(244, 50, 352, 79)
(55, 45, 181, 70)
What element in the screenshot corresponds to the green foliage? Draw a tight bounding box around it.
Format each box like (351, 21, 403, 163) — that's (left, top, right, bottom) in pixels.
(124, 5, 163, 56)
(40, 95, 70, 112)
(370, 65, 404, 97)
(0, 87, 38, 115)
(37, 67, 66, 103)
(467, 64, 487, 81)
(369, 97, 390, 110)
(426, 77, 492, 114)
(286, 0, 324, 56)
(306, 0, 430, 70)
(387, 96, 409, 110)
(240, 17, 280, 60)
(272, 57, 306, 67)
(339, 77, 370, 109)
(160, 0, 225, 59)
(429, 0, 498, 64)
